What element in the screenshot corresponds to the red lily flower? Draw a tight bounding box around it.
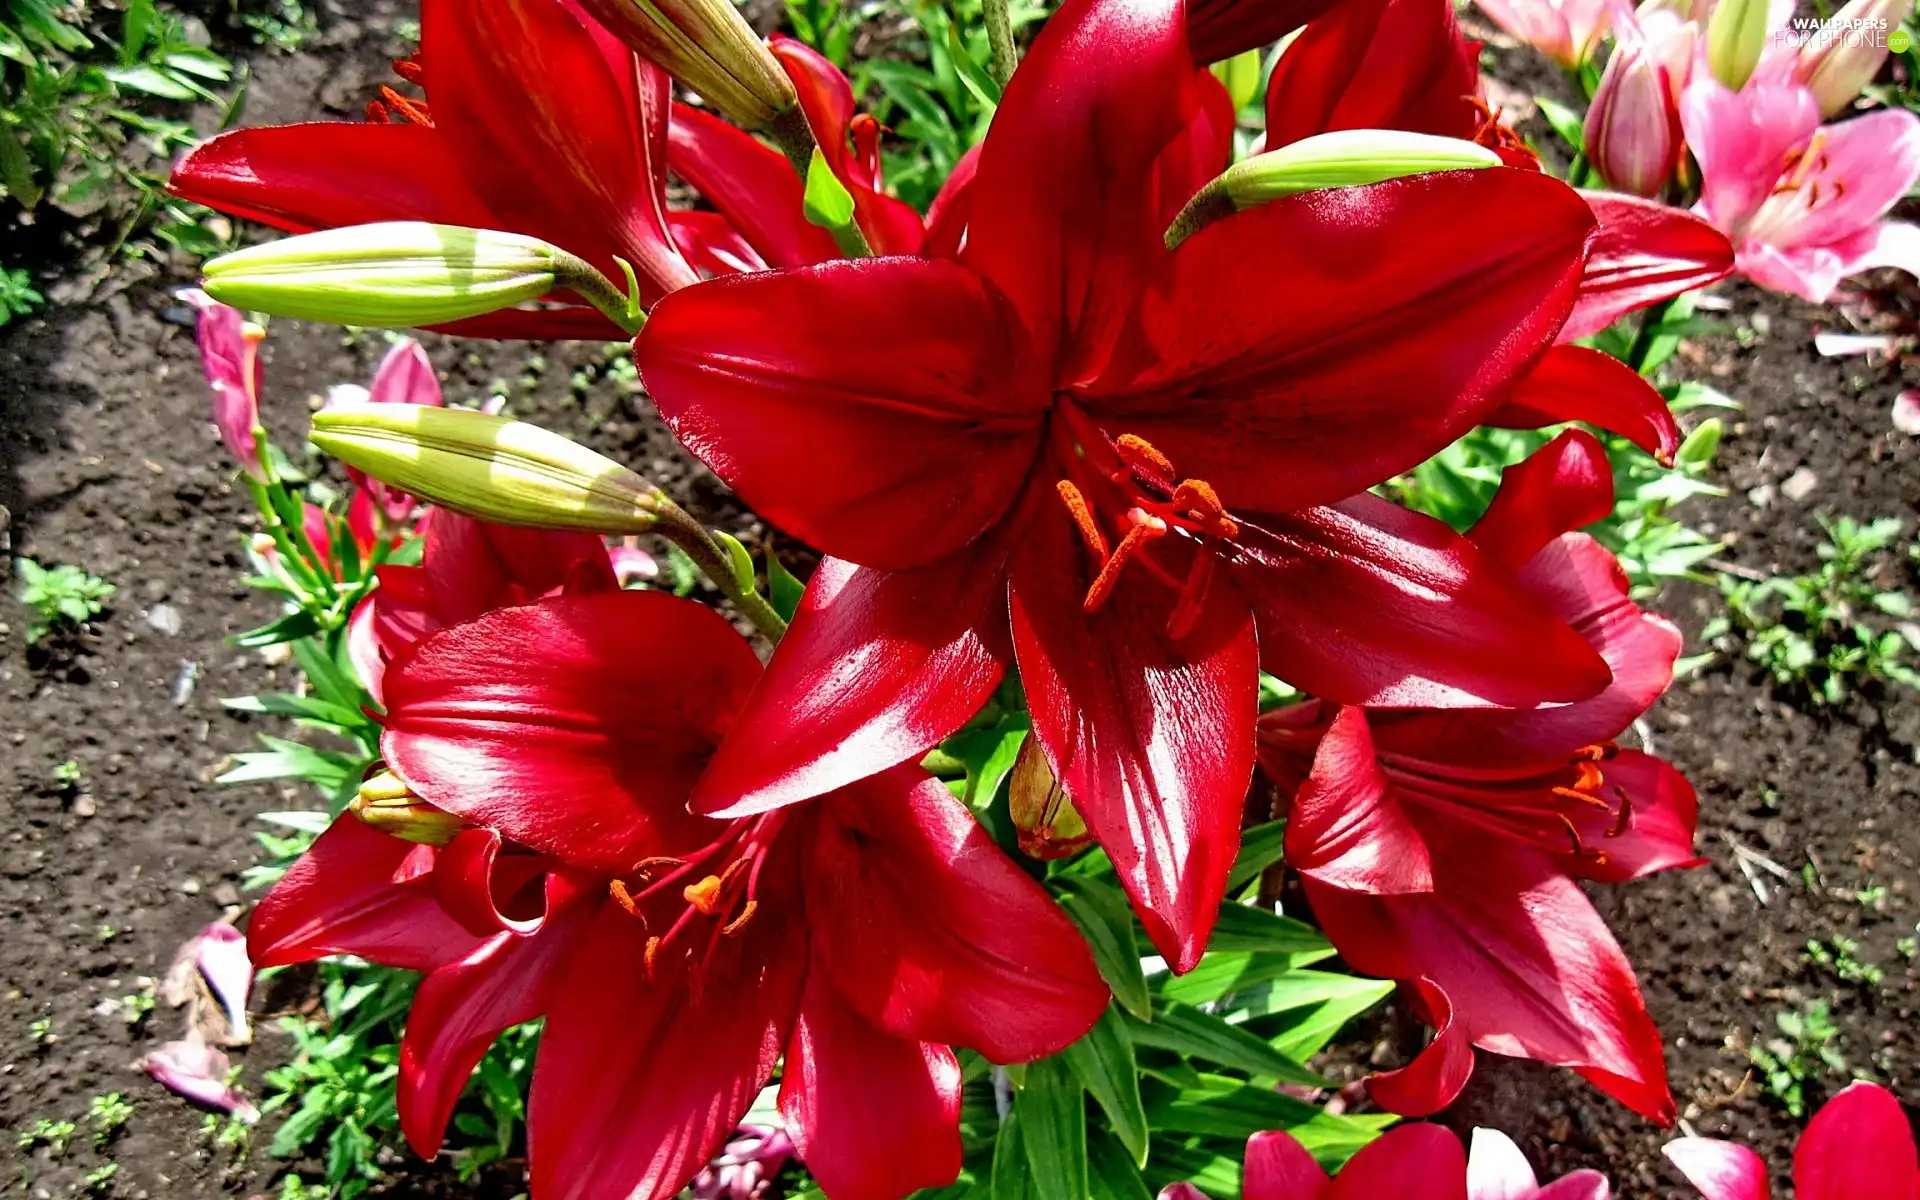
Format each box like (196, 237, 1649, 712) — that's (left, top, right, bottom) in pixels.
(636, 0, 1612, 971)
(171, 0, 696, 339)
(1664, 1082, 1919, 1200)
(1161, 1123, 1611, 1200)
(1260, 0, 1733, 463)
(1257, 431, 1701, 1121)
(1184, 0, 1340, 64)
(253, 586, 1106, 1200)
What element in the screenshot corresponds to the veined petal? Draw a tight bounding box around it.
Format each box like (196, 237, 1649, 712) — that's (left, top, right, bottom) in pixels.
(169, 123, 497, 233)
(779, 972, 963, 1200)
(637, 257, 1050, 571)
(1233, 493, 1614, 710)
(924, 145, 983, 258)
(381, 591, 751, 874)
(1564, 193, 1734, 340)
(1662, 1140, 1771, 1200)
(1089, 170, 1595, 514)
(803, 767, 1108, 1060)
(1793, 1082, 1920, 1200)
(670, 210, 769, 277)
(1569, 749, 1702, 883)
(529, 896, 807, 1200)
(1469, 428, 1616, 572)
(1287, 705, 1435, 895)
(247, 817, 483, 973)
(421, 512, 616, 628)
(1263, 0, 1481, 150)
(963, 0, 1200, 374)
(1009, 500, 1258, 972)
(694, 551, 1012, 819)
(1186, 0, 1339, 63)
(1360, 976, 1476, 1116)
(1465, 1128, 1542, 1200)
(667, 103, 840, 268)
(1681, 77, 1819, 234)
(1486, 346, 1680, 466)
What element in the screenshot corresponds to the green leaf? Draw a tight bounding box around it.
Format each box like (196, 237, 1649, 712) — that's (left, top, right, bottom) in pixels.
(1016, 1057, 1088, 1200)
(941, 712, 1029, 809)
(223, 692, 367, 731)
(803, 147, 857, 229)
(218, 735, 363, 792)
(767, 550, 806, 621)
(712, 530, 757, 593)
(1534, 96, 1586, 151)
(234, 608, 323, 648)
(1225, 820, 1287, 893)
(1062, 1008, 1148, 1167)
(1158, 950, 1333, 1007)
(1086, 1129, 1152, 1200)
(1256, 979, 1396, 1062)
(946, 23, 1001, 108)
(1121, 1002, 1323, 1087)
(1055, 876, 1151, 1021)
(1202, 904, 1335, 958)
(991, 1112, 1032, 1200)
(1143, 1076, 1393, 1164)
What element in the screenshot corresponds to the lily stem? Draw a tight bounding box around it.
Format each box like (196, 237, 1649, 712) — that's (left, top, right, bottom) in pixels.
(983, 0, 1017, 89)
(653, 500, 790, 642)
(552, 253, 645, 337)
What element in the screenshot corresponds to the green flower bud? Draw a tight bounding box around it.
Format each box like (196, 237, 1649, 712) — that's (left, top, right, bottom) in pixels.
(1706, 0, 1772, 90)
(310, 405, 666, 535)
(1167, 131, 1502, 248)
(573, 0, 799, 132)
(201, 223, 570, 329)
(349, 771, 466, 847)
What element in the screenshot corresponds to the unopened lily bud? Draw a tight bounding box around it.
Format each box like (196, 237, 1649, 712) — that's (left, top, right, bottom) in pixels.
(310, 405, 666, 535)
(201, 223, 568, 329)
(1796, 0, 1916, 116)
(574, 0, 798, 131)
(1008, 739, 1095, 861)
(1584, 30, 1684, 196)
(1167, 131, 1501, 248)
(350, 770, 466, 846)
(1706, 0, 1771, 89)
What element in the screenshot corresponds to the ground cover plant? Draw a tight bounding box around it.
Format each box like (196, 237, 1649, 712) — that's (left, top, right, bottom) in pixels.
(4, 0, 1920, 1195)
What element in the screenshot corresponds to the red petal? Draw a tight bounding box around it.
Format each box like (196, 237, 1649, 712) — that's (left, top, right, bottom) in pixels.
(803, 768, 1109, 1060)
(924, 145, 983, 258)
(637, 257, 1049, 570)
(962, 0, 1200, 373)
(529, 896, 806, 1200)
(425, 305, 628, 341)
(1088, 170, 1595, 514)
(1565, 192, 1735, 341)
(1662, 1140, 1771, 1200)
(1152, 69, 1237, 234)
(770, 37, 926, 256)
(247, 817, 483, 973)
(778, 973, 963, 1200)
(694, 551, 1011, 819)
(1185, 0, 1338, 63)
(422, 512, 616, 627)
(1009, 499, 1258, 972)
(397, 877, 592, 1157)
(1263, 0, 1481, 150)
(1361, 977, 1476, 1116)
(1325, 1124, 1469, 1200)
(667, 103, 840, 268)
(1289, 706, 1433, 894)
(1486, 345, 1681, 466)
(1794, 1082, 1920, 1200)
(422, 0, 695, 299)
(169, 123, 496, 233)
(1233, 493, 1614, 709)
(381, 591, 752, 873)
(670, 210, 770, 277)
(1572, 750, 1702, 883)
(1242, 1129, 1333, 1200)
(1469, 429, 1615, 572)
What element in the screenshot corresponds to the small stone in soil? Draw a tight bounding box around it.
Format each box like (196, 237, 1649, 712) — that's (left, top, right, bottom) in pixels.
(1780, 467, 1820, 502)
(145, 604, 182, 636)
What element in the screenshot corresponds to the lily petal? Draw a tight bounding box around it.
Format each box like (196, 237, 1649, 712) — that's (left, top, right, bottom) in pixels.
(1287, 705, 1435, 895)
(1663, 1139, 1770, 1200)
(1361, 977, 1476, 1116)
(1263, 0, 1481, 150)
(1565, 193, 1735, 341)
(1469, 429, 1616, 572)
(1328, 1123, 1469, 1199)
(1243, 1128, 1335, 1200)
(1793, 1081, 1920, 1200)
(1486, 345, 1680, 466)
(667, 102, 840, 268)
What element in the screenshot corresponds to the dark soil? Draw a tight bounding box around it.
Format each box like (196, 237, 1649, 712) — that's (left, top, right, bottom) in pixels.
(3, 6, 1917, 1198)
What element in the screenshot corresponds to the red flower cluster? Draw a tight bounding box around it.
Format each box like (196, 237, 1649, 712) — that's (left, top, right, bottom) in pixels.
(168, 0, 1757, 1193)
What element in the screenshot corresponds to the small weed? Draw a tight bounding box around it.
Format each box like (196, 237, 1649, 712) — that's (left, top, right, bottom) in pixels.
(0, 266, 43, 326)
(54, 759, 84, 788)
(1708, 516, 1920, 703)
(200, 1110, 252, 1156)
(240, 0, 320, 51)
(121, 989, 155, 1026)
(1855, 885, 1889, 909)
(275, 1175, 331, 1200)
(15, 558, 115, 644)
(88, 1093, 133, 1147)
(1805, 937, 1884, 987)
(17, 1118, 78, 1157)
(1749, 1002, 1848, 1118)
(29, 1016, 53, 1044)
(1898, 934, 1918, 962)
(84, 1162, 119, 1192)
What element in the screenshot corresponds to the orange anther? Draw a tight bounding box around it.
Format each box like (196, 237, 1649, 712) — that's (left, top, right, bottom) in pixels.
(392, 57, 427, 85)
(1056, 480, 1110, 562)
(609, 879, 643, 919)
(643, 936, 663, 976)
(1114, 434, 1174, 487)
(1551, 785, 1612, 810)
(722, 900, 760, 935)
(1083, 518, 1166, 613)
(1570, 761, 1605, 792)
(1572, 742, 1620, 762)
(683, 874, 726, 915)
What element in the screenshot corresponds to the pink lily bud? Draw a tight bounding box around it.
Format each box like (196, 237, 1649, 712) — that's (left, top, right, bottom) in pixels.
(139, 1037, 259, 1122)
(181, 289, 267, 481)
(1795, 0, 1916, 116)
(1585, 2, 1689, 196)
(689, 1124, 794, 1200)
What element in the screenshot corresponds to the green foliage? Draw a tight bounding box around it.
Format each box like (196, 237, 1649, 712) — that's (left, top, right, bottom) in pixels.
(0, 263, 41, 323)
(1, 0, 243, 252)
(239, 0, 318, 52)
(17, 1117, 78, 1157)
(1705, 516, 1920, 703)
(87, 1092, 132, 1147)
(1804, 936, 1884, 988)
(1749, 1002, 1847, 1118)
(15, 556, 114, 643)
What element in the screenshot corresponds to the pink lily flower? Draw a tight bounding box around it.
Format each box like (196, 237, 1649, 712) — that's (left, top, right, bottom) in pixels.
(1683, 74, 1920, 301)
(1664, 1082, 1918, 1199)
(180, 289, 266, 481)
(1159, 1123, 1610, 1199)
(1474, 0, 1611, 65)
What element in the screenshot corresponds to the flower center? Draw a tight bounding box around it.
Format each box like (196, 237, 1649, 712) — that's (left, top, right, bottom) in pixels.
(367, 58, 432, 126)
(1049, 404, 1239, 639)
(605, 812, 787, 980)
(1746, 128, 1841, 243)
(1391, 740, 1632, 866)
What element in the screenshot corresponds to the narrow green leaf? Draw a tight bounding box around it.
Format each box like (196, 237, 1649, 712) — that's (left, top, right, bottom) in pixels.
(1062, 1008, 1148, 1167)
(1086, 1129, 1152, 1200)
(766, 550, 806, 621)
(1055, 876, 1151, 1021)
(712, 530, 757, 593)
(1158, 951, 1328, 1007)
(991, 1112, 1032, 1200)
(1225, 820, 1288, 893)
(223, 692, 366, 730)
(1143, 1076, 1393, 1164)
(1120, 1002, 1323, 1087)
(1257, 980, 1395, 1062)
(1200, 903, 1335, 958)
(1534, 95, 1586, 151)
(1016, 1058, 1088, 1200)
(802, 147, 857, 229)
(946, 23, 1002, 107)
(234, 608, 323, 648)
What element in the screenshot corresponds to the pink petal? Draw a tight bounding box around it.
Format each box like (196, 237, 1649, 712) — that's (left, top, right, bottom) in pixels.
(368, 338, 443, 407)
(140, 1037, 259, 1122)
(1287, 706, 1435, 895)
(194, 922, 254, 1043)
(1793, 1082, 1920, 1200)
(1244, 1128, 1334, 1200)
(1681, 78, 1820, 234)
(1893, 390, 1920, 435)
(1327, 1123, 1469, 1200)
(1662, 1139, 1770, 1200)
(1466, 1128, 1541, 1200)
